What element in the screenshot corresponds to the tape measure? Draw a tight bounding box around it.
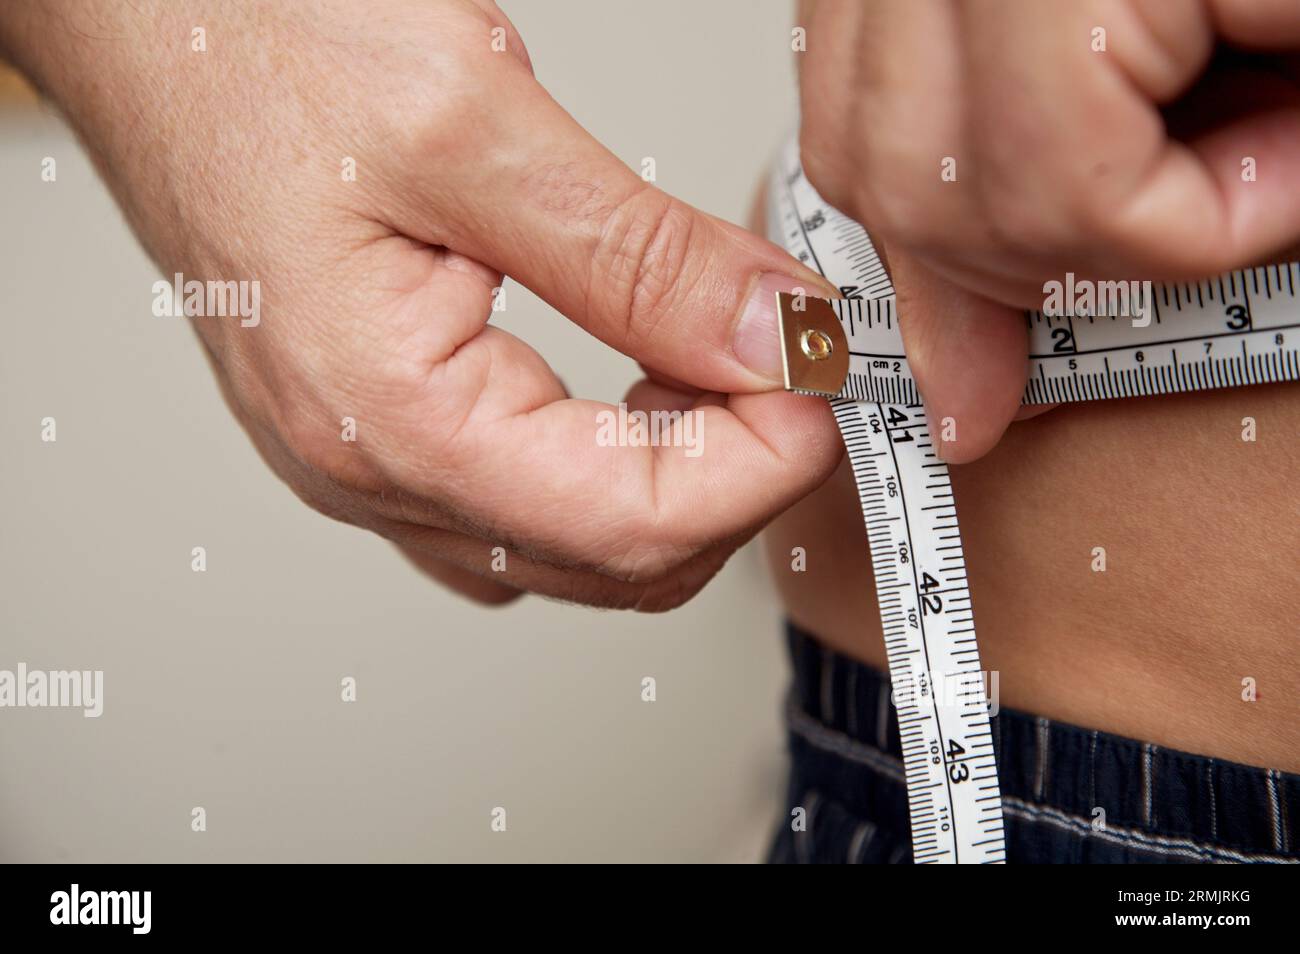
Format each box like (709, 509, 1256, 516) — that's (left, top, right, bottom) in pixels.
(766, 136, 1300, 864)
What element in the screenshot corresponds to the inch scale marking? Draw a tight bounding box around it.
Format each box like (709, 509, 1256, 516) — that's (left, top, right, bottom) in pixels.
(766, 136, 1299, 864)
(833, 401, 1004, 863)
(769, 139, 1004, 864)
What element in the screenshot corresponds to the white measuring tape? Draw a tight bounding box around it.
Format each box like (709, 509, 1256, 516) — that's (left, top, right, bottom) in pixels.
(766, 136, 1300, 864)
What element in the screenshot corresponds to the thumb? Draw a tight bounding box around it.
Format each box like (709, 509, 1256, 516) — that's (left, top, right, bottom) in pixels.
(404, 68, 835, 392)
(888, 248, 1028, 463)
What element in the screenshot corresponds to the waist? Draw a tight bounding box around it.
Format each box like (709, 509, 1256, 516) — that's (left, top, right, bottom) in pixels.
(764, 382, 1300, 772)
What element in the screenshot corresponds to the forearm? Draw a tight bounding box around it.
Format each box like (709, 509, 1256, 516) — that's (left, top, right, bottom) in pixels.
(0, 1, 148, 107)
(0, 2, 205, 255)
(0, 1, 361, 297)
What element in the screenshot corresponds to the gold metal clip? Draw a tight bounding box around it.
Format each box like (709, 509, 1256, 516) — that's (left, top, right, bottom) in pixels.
(775, 292, 849, 397)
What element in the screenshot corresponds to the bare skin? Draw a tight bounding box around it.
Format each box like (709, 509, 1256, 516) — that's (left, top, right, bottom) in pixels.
(764, 383, 1300, 772)
(775, 0, 1300, 773)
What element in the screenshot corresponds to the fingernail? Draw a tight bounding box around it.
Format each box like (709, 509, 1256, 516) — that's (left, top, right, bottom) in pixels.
(734, 272, 807, 383)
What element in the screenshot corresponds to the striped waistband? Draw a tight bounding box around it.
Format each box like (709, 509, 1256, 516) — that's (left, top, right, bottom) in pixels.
(785, 621, 1300, 863)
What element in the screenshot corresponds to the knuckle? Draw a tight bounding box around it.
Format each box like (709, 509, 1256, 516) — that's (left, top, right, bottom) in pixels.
(522, 159, 618, 221)
(981, 194, 1060, 257)
(629, 577, 704, 613)
(593, 520, 707, 588)
(593, 185, 698, 351)
(971, 157, 1071, 256)
(798, 128, 906, 247)
(1208, 0, 1291, 46)
(465, 585, 525, 607)
(867, 190, 947, 253)
(624, 548, 723, 613)
(276, 397, 390, 497)
(607, 547, 683, 587)
(377, 75, 479, 165)
(291, 481, 356, 527)
(555, 569, 702, 613)
(798, 127, 847, 210)
(377, 60, 523, 182)
(818, 154, 942, 253)
(974, 149, 1088, 257)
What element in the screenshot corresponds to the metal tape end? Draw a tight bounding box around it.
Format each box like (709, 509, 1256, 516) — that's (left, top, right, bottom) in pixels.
(776, 292, 849, 397)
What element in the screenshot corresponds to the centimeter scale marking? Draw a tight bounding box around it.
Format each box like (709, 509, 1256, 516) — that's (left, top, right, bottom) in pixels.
(766, 136, 1299, 865)
(822, 287, 1299, 407)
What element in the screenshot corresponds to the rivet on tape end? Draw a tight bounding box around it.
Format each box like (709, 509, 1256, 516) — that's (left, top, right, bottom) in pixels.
(775, 292, 849, 397)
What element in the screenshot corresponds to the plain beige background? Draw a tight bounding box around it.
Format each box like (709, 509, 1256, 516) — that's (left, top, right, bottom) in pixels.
(0, 1, 809, 861)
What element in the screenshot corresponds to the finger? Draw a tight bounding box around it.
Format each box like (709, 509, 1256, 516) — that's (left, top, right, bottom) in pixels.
(385, 524, 742, 612)
(623, 376, 707, 416)
(351, 240, 844, 582)
(450, 386, 843, 576)
(1013, 403, 1058, 422)
(961, 0, 1300, 277)
(394, 62, 836, 392)
(799, 0, 978, 250)
(1166, 62, 1300, 271)
(396, 543, 523, 606)
(635, 360, 705, 398)
(1209, 0, 1300, 47)
(958, 0, 1201, 261)
(889, 248, 1028, 463)
(464, 0, 534, 72)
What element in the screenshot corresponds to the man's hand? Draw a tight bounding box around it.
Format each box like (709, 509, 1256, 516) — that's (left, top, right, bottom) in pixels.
(798, 0, 1300, 460)
(1, 0, 843, 608)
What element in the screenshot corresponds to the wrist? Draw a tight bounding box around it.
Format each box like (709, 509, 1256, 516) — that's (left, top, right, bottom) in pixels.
(0, 1, 56, 89)
(0, 2, 189, 138)
(0, 1, 116, 102)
